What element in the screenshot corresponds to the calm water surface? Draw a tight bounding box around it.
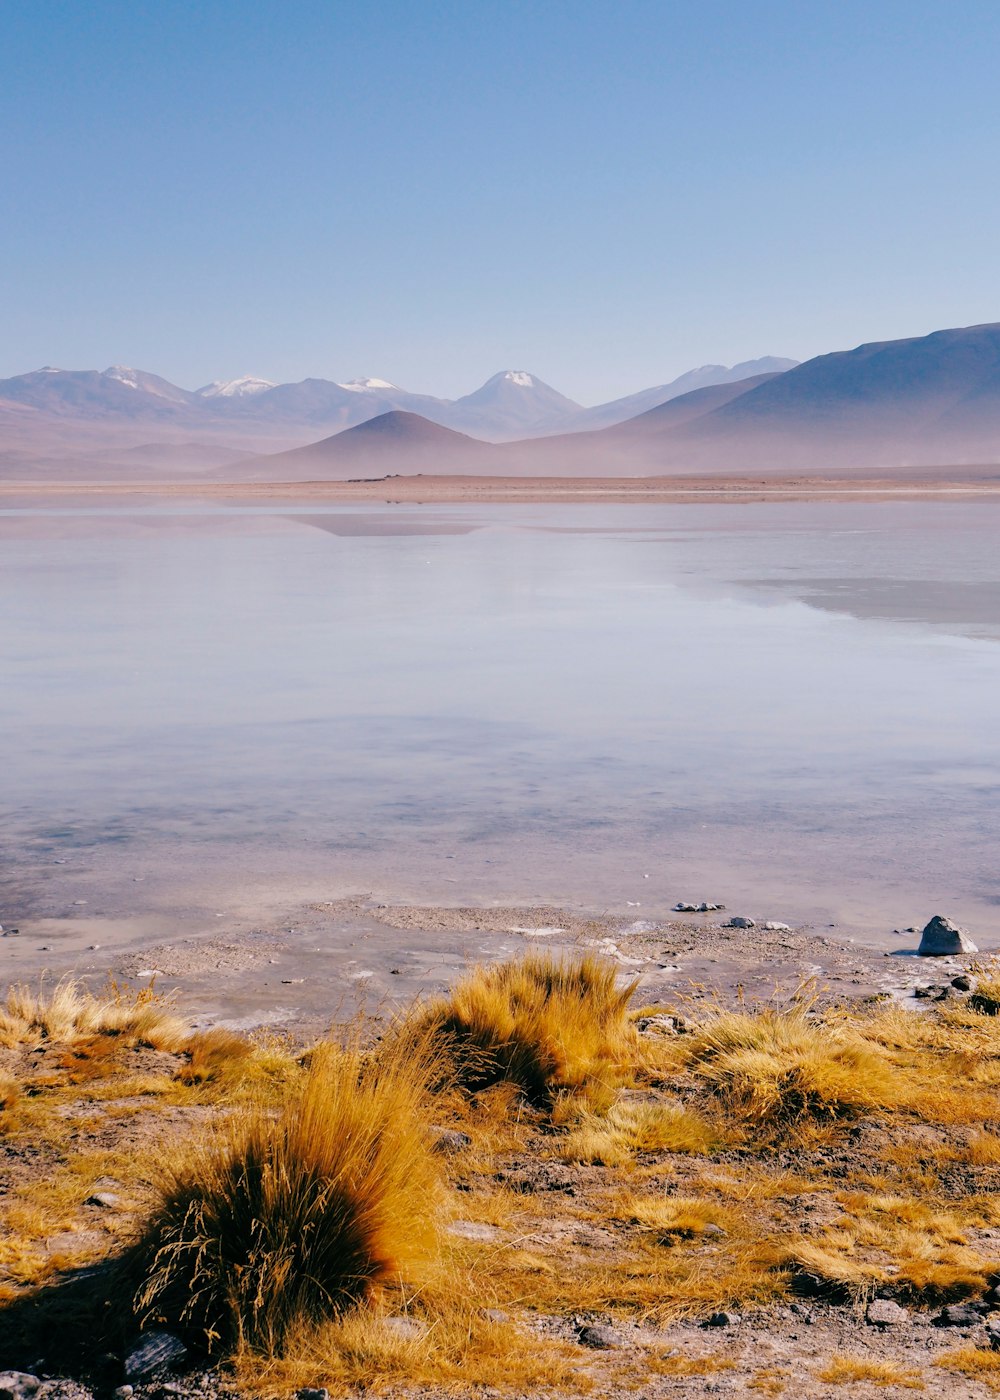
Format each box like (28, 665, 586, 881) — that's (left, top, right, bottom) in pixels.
(3, 496, 1000, 941)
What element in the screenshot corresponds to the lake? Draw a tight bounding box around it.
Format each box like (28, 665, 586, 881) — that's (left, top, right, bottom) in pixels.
(3, 495, 1000, 944)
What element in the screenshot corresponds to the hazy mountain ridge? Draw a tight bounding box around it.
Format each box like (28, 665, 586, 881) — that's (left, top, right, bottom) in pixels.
(0, 357, 793, 445)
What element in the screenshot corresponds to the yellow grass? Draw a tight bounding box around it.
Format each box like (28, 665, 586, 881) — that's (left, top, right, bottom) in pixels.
(558, 1097, 717, 1164)
(0, 978, 188, 1051)
(935, 1346, 1000, 1391)
(417, 950, 638, 1109)
(678, 1000, 901, 1126)
(130, 1032, 447, 1354)
(817, 1355, 924, 1387)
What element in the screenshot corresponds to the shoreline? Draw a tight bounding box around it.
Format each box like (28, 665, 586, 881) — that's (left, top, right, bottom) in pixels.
(4, 469, 1000, 503)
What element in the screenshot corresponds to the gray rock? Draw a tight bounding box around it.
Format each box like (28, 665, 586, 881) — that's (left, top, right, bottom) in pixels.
(431, 1128, 472, 1154)
(934, 1302, 984, 1327)
(914, 984, 950, 1001)
(113, 1389, 134, 1400)
(704, 1310, 741, 1327)
(952, 975, 973, 992)
(673, 902, 698, 913)
(576, 1323, 624, 1349)
(123, 1332, 188, 1382)
(297, 1390, 330, 1400)
(697, 903, 725, 912)
(726, 917, 756, 929)
(86, 1192, 122, 1209)
(382, 1316, 426, 1341)
(635, 1014, 682, 1036)
(764, 921, 792, 932)
(0, 1375, 42, 1400)
(866, 1298, 909, 1327)
(986, 1317, 1000, 1351)
(971, 991, 1000, 1016)
(447, 1219, 498, 1242)
(483, 1308, 509, 1324)
(918, 915, 978, 957)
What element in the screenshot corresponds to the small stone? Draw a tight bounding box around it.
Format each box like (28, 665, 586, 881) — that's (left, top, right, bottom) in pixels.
(483, 1308, 509, 1324)
(704, 1310, 741, 1327)
(382, 1316, 426, 1341)
(697, 902, 725, 912)
(971, 991, 1000, 1016)
(986, 1318, 1000, 1351)
(432, 1127, 472, 1154)
(726, 917, 756, 929)
(918, 915, 978, 957)
(113, 1388, 135, 1400)
(952, 975, 973, 992)
(0, 1374, 43, 1400)
(935, 1302, 984, 1327)
(86, 1191, 123, 1208)
(577, 1323, 624, 1349)
(673, 902, 698, 913)
(635, 1013, 681, 1035)
(447, 1220, 498, 1242)
(123, 1331, 188, 1382)
(702, 1223, 726, 1238)
(297, 1389, 330, 1400)
(764, 921, 792, 932)
(867, 1299, 910, 1327)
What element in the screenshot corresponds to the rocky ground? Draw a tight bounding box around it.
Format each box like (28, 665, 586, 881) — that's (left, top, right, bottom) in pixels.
(2, 900, 999, 1398)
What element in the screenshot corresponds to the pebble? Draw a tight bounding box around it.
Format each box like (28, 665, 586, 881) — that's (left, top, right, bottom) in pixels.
(763, 921, 792, 932)
(726, 917, 756, 929)
(704, 1310, 741, 1327)
(297, 1390, 330, 1400)
(123, 1331, 188, 1382)
(432, 1127, 472, 1154)
(86, 1191, 123, 1208)
(0, 1374, 43, 1400)
(935, 1302, 984, 1327)
(577, 1323, 624, 1349)
(382, 1316, 426, 1341)
(113, 1388, 134, 1400)
(866, 1298, 910, 1327)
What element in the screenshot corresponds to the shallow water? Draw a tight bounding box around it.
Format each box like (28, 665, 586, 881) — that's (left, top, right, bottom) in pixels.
(3, 496, 1000, 942)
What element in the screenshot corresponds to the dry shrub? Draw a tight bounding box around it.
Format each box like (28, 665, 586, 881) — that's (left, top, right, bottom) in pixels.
(0, 1069, 19, 1116)
(681, 1000, 900, 1127)
(130, 1031, 446, 1355)
(818, 1355, 923, 1388)
(626, 1194, 734, 1242)
(176, 1028, 252, 1086)
(559, 1099, 717, 1164)
(0, 979, 187, 1051)
(417, 951, 637, 1108)
(935, 1346, 1000, 1391)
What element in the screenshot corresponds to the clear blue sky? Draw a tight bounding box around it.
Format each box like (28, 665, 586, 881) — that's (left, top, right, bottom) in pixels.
(2, 0, 999, 403)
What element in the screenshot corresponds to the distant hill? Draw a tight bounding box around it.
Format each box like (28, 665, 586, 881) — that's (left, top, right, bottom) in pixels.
(556, 358, 798, 434)
(444, 371, 582, 438)
(232, 410, 496, 481)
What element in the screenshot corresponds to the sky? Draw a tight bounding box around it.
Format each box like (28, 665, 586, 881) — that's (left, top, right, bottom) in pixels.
(2, 1, 1000, 404)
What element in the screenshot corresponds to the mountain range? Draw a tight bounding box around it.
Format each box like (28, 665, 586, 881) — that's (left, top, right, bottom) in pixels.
(5, 324, 1000, 480)
(0, 357, 792, 464)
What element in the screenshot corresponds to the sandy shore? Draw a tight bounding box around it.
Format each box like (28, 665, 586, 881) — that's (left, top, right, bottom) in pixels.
(3, 469, 1000, 502)
(1, 890, 981, 1039)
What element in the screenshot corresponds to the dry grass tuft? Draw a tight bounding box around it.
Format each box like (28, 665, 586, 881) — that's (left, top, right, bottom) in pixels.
(679, 999, 900, 1127)
(817, 1354, 924, 1387)
(0, 978, 188, 1052)
(417, 950, 638, 1109)
(176, 1028, 253, 1086)
(935, 1346, 1000, 1391)
(558, 1097, 717, 1164)
(130, 1031, 447, 1355)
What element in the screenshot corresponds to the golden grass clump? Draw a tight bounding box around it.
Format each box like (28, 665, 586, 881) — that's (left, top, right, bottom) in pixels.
(935, 1346, 1000, 1391)
(559, 1098, 717, 1164)
(0, 978, 188, 1052)
(817, 1355, 924, 1388)
(679, 1000, 900, 1127)
(131, 1032, 446, 1355)
(419, 950, 637, 1108)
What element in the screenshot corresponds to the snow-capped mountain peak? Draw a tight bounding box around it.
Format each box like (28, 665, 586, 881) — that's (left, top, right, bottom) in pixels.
(197, 376, 276, 399)
(104, 365, 141, 389)
(504, 371, 535, 387)
(336, 377, 398, 393)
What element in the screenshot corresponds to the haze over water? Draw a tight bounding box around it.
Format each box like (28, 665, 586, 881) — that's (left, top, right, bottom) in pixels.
(3, 495, 1000, 944)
